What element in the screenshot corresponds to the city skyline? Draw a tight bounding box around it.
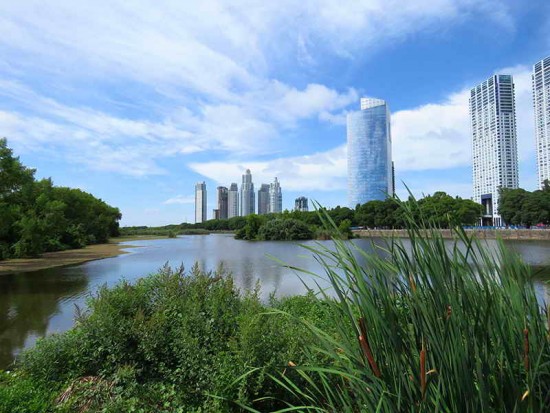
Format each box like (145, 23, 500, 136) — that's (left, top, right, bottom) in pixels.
(1, 2, 549, 225)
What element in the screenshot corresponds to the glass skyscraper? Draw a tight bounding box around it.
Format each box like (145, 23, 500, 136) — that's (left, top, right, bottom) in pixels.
(533, 56, 550, 189)
(269, 177, 282, 213)
(216, 186, 228, 219)
(228, 183, 239, 218)
(240, 169, 255, 216)
(194, 181, 207, 224)
(470, 74, 519, 226)
(347, 98, 393, 207)
(257, 184, 270, 215)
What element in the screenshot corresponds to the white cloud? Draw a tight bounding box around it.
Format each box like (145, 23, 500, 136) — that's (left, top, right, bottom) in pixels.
(163, 195, 195, 205)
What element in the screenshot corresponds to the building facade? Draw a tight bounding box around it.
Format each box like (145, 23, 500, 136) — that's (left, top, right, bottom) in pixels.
(347, 98, 393, 208)
(240, 169, 255, 216)
(258, 184, 270, 215)
(533, 56, 550, 189)
(470, 74, 519, 226)
(228, 183, 239, 218)
(194, 181, 207, 224)
(216, 186, 228, 220)
(295, 196, 308, 212)
(269, 177, 282, 213)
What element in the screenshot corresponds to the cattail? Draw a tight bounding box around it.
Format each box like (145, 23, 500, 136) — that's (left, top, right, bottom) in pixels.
(523, 328, 529, 372)
(409, 274, 417, 293)
(358, 317, 381, 378)
(446, 305, 452, 320)
(420, 338, 427, 400)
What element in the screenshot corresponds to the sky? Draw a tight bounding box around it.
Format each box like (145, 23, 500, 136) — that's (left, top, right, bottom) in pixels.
(0, 0, 549, 226)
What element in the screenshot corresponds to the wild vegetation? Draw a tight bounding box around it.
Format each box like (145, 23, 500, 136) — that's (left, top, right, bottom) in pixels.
(0, 139, 121, 260)
(1, 201, 548, 412)
(500, 181, 550, 227)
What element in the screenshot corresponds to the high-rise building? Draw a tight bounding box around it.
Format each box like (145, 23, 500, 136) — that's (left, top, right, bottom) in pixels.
(347, 98, 393, 207)
(216, 186, 228, 219)
(228, 183, 239, 218)
(195, 181, 207, 224)
(258, 184, 270, 215)
(269, 177, 282, 213)
(295, 196, 308, 212)
(470, 74, 519, 226)
(533, 56, 550, 189)
(213, 209, 220, 220)
(240, 169, 255, 216)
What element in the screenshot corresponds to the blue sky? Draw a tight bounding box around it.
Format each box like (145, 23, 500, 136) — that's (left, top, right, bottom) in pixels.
(1, 0, 549, 225)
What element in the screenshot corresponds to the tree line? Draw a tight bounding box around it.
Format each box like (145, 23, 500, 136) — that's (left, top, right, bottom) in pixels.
(0, 139, 121, 259)
(499, 182, 550, 227)
(122, 191, 482, 241)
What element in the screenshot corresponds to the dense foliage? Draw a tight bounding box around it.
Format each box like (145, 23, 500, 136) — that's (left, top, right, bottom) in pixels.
(0, 265, 333, 412)
(500, 182, 550, 226)
(0, 139, 121, 259)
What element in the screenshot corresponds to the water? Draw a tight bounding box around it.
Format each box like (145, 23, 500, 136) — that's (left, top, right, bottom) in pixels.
(0, 234, 549, 369)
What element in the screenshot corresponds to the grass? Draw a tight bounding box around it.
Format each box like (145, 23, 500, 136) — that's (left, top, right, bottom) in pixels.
(237, 200, 550, 412)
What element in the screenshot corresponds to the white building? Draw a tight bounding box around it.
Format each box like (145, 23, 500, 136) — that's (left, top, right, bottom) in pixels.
(470, 74, 519, 226)
(228, 183, 239, 218)
(194, 181, 207, 224)
(269, 177, 282, 213)
(533, 56, 550, 189)
(240, 169, 255, 216)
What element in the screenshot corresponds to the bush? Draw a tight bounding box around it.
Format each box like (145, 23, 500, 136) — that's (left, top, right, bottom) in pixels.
(257, 218, 313, 241)
(13, 265, 330, 412)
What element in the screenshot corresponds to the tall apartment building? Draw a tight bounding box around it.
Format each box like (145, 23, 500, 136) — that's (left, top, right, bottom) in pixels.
(228, 183, 239, 218)
(194, 181, 207, 224)
(257, 184, 270, 215)
(216, 186, 228, 219)
(533, 56, 550, 188)
(240, 169, 255, 216)
(269, 177, 282, 213)
(347, 98, 393, 207)
(470, 74, 519, 226)
(295, 196, 308, 212)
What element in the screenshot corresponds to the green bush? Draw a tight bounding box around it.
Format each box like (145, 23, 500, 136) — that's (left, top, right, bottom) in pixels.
(12, 265, 329, 412)
(257, 218, 313, 241)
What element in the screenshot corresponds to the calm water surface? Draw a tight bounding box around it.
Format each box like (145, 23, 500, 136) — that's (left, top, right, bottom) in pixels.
(1, 234, 549, 369)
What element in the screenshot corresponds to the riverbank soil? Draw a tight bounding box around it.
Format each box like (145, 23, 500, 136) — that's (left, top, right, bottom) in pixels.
(0, 236, 161, 274)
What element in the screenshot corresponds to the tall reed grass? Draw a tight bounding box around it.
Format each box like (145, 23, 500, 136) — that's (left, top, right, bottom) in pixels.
(241, 200, 550, 412)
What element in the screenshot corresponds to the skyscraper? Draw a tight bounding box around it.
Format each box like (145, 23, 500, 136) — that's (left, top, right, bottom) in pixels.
(347, 98, 393, 207)
(295, 196, 308, 212)
(240, 169, 255, 216)
(258, 184, 270, 215)
(195, 181, 207, 224)
(216, 186, 228, 219)
(269, 177, 282, 213)
(533, 56, 550, 189)
(228, 183, 239, 218)
(470, 74, 519, 226)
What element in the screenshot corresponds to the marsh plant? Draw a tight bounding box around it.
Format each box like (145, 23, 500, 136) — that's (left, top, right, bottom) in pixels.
(239, 201, 550, 412)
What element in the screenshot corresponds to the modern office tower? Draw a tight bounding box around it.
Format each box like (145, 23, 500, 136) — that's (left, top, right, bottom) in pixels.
(269, 177, 282, 213)
(470, 74, 519, 226)
(347, 98, 393, 207)
(240, 169, 255, 216)
(533, 56, 550, 188)
(216, 186, 228, 219)
(258, 184, 270, 214)
(295, 196, 309, 212)
(195, 181, 207, 224)
(213, 209, 220, 220)
(228, 183, 239, 218)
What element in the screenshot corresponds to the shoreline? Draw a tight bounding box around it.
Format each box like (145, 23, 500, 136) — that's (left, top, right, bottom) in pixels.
(0, 235, 165, 275)
(354, 228, 550, 241)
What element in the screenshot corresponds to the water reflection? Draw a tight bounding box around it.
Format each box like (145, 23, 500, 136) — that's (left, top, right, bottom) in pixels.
(0, 267, 89, 368)
(0, 234, 549, 369)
